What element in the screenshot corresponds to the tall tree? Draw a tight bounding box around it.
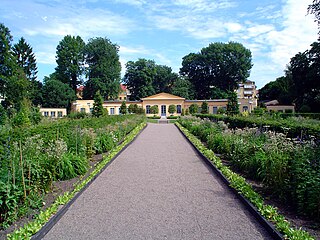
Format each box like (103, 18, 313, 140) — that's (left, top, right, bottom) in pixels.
(12, 37, 37, 81)
(0, 23, 30, 109)
(180, 42, 252, 99)
(84, 37, 121, 100)
(55, 35, 85, 94)
(123, 59, 156, 100)
(153, 65, 178, 93)
(226, 91, 239, 115)
(12, 37, 42, 106)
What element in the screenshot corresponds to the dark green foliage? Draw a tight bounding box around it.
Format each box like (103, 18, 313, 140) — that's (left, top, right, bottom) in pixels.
(171, 77, 194, 99)
(180, 42, 252, 99)
(120, 101, 127, 114)
(153, 64, 178, 93)
(226, 91, 239, 115)
(42, 77, 76, 108)
(12, 37, 37, 82)
(92, 91, 104, 117)
(55, 35, 85, 94)
(201, 101, 208, 114)
(0, 104, 7, 125)
(168, 104, 176, 115)
(83, 37, 121, 100)
(189, 103, 199, 114)
(123, 59, 156, 100)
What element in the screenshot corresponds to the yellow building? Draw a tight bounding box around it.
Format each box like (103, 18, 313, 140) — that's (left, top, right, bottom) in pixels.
(237, 80, 258, 113)
(40, 108, 67, 118)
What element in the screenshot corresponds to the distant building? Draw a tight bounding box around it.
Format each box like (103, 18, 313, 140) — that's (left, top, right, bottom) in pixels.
(118, 84, 131, 101)
(265, 100, 295, 113)
(237, 80, 258, 113)
(40, 108, 67, 118)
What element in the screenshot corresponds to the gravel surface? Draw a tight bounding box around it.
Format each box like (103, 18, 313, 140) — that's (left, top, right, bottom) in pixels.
(43, 123, 273, 240)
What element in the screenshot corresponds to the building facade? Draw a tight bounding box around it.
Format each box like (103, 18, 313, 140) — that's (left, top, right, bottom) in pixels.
(40, 108, 67, 118)
(237, 80, 258, 113)
(72, 92, 256, 116)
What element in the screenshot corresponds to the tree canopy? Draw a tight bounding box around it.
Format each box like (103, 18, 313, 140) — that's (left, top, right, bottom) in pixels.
(180, 42, 252, 99)
(55, 35, 85, 94)
(83, 37, 121, 100)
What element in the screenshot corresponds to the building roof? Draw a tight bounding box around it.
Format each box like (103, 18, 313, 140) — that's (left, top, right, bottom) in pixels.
(141, 92, 185, 100)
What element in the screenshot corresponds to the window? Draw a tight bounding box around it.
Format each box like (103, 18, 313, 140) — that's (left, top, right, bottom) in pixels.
(213, 107, 218, 114)
(176, 105, 182, 114)
(243, 106, 248, 112)
(58, 111, 63, 117)
(124, 97, 127, 100)
(146, 105, 151, 114)
(118, 107, 121, 114)
(51, 111, 56, 117)
(80, 108, 86, 113)
(119, 97, 122, 100)
(90, 108, 93, 113)
(44, 111, 49, 117)
(110, 108, 115, 115)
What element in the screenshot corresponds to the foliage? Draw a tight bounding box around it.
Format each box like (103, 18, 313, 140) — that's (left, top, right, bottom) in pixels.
(226, 91, 239, 115)
(12, 37, 37, 82)
(0, 115, 145, 228)
(120, 101, 127, 115)
(259, 76, 292, 104)
(168, 104, 176, 115)
(41, 77, 76, 109)
(217, 107, 226, 114)
(150, 105, 159, 114)
(7, 121, 146, 239)
(178, 116, 320, 222)
(180, 41, 252, 99)
(92, 91, 104, 117)
(176, 120, 315, 239)
(55, 35, 85, 94)
(123, 59, 156, 100)
(153, 64, 179, 93)
(189, 103, 199, 114)
(308, 0, 320, 31)
(200, 101, 208, 114)
(0, 104, 7, 125)
(83, 37, 121, 100)
(171, 77, 194, 99)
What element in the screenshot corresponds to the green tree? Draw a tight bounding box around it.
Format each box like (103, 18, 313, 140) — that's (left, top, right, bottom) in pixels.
(172, 77, 195, 99)
(123, 59, 156, 100)
(150, 105, 159, 114)
(92, 90, 104, 117)
(0, 104, 7, 125)
(201, 101, 208, 114)
(12, 37, 42, 106)
(189, 103, 199, 114)
(308, 0, 320, 31)
(0, 23, 30, 109)
(42, 75, 76, 108)
(128, 104, 135, 114)
(180, 42, 252, 99)
(153, 65, 178, 93)
(55, 35, 85, 94)
(226, 92, 239, 115)
(12, 37, 37, 81)
(120, 101, 127, 114)
(168, 104, 176, 115)
(84, 37, 121, 100)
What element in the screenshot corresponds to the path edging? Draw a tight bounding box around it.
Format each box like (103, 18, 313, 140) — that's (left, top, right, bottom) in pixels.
(175, 123, 283, 240)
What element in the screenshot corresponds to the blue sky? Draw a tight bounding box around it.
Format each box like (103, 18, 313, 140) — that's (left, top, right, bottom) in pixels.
(1, 0, 318, 88)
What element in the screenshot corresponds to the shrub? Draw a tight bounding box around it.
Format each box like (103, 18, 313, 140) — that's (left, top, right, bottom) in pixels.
(168, 104, 176, 115)
(189, 103, 199, 114)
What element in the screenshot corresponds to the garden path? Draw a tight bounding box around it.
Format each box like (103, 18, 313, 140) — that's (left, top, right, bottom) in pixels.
(42, 123, 272, 240)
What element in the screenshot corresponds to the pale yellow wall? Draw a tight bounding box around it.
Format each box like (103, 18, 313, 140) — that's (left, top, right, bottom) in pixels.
(184, 101, 228, 114)
(238, 98, 258, 113)
(72, 100, 94, 113)
(143, 99, 185, 116)
(40, 108, 67, 118)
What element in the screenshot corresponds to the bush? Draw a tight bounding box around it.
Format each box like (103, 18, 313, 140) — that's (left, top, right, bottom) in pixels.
(189, 103, 199, 114)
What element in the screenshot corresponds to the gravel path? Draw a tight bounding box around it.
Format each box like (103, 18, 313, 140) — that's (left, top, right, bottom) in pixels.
(43, 123, 272, 240)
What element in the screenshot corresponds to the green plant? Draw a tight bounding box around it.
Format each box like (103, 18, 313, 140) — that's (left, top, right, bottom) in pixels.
(189, 103, 198, 114)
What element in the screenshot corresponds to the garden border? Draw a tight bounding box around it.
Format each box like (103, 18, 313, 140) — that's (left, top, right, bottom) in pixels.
(175, 124, 283, 240)
(30, 123, 148, 240)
